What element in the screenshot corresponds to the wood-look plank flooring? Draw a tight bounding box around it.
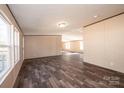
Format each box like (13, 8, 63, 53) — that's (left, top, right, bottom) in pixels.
(15, 53, 124, 88)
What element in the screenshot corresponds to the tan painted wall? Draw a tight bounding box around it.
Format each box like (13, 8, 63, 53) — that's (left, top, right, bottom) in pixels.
(84, 14, 124, 73)
(24, 35, 62, 59)
(0, 5, 24, 88)
(63, 40, 83, 53)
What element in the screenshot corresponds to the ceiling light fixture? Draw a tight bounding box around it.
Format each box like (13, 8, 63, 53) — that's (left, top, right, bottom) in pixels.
(93, 15, 98, 18)
(57, 21, 68, 28)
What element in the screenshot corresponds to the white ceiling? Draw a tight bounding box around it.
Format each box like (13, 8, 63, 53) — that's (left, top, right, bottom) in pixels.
(9, 4, 124, 41)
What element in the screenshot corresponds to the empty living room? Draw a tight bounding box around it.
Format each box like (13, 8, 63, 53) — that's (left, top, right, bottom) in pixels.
(0, 1, 124, 92)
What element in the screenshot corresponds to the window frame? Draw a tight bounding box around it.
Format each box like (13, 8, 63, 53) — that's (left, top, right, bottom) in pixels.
(65, 42, 70, 49)
(14, 27, 20, 64)
(0, 11, 14, 84)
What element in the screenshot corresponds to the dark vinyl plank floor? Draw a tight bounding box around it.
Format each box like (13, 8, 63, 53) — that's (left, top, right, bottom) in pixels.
(15, 53, 124, 88)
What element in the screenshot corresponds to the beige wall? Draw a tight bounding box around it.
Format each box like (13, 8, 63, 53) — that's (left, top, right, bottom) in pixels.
(0, 5, 24, 87)
(63, 40, 83, 53)
(24, 35, 62, 59)
(84, 14, 124, 73)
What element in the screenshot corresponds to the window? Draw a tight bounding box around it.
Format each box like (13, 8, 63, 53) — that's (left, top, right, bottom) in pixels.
(22, 36, 24, 60)
(0, 11, 22, 84)
(65, 42, 70, 49)
(0, 12, 21, 81)
(14, 28, 20, 63)
(0, 14, 11, 79)
(80, 41, 83, 50)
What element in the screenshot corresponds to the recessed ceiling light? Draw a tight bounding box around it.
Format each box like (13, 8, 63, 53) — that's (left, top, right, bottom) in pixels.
(93, 15, 98, 18)
(57, 21, 68, 28)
